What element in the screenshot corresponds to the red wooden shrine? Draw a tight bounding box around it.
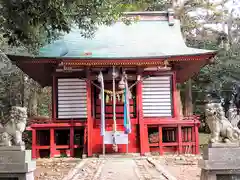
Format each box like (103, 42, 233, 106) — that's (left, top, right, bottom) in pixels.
(8, 10, 217, 158)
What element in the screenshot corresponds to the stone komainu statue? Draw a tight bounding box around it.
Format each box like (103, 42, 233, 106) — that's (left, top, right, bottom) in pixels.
(205, 102, 240, 143)
(0, 106, 27, 146)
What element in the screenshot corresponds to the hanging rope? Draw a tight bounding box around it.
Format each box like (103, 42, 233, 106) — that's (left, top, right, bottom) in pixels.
(112, 66, 118, 152)
(97, 71, 105, 137)
(90, 75, 150, 92)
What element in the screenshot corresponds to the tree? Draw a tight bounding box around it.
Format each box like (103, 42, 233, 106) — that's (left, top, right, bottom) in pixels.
(0, 1, 128, 49)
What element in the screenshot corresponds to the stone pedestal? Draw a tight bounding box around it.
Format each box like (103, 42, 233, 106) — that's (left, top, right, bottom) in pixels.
(199, 143, 240, 180)
(0, 146, 36, 180)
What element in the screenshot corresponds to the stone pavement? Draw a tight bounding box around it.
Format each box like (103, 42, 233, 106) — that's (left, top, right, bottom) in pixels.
(63, 157, 174, 180)
(98, 158, 139, 180)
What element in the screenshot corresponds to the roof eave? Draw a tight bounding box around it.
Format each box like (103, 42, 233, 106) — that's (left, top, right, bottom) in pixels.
(7, 50, 217, 61)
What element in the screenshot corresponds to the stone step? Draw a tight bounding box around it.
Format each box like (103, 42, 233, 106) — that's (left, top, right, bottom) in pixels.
(98, 153, 141, 158)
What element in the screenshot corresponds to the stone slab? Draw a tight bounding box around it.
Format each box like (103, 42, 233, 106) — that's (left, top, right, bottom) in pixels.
(0, 146, 25, 151)
(200, 146, 240, 180)
(208, 143, 240, 148)
(0, 150, 32, 164)
(0, 161, 36, 173)
(200, 169, 240, 180)
(217, 174, 240, 180)
(0, 171, 34, 180)
(202, 146, 240, 161)
(199, 160, 240, 170)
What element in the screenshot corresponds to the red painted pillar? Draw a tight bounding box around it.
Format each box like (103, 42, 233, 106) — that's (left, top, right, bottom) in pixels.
(191, 126, 195, 153)
(172, 71, 179, 119)
(50, 128, 55, 158)
(70, 127, 74, 157)
(32, 129, 37, 159)
(136, 70, 145, 156)
(177, 125, 183, 154)
(52, 74, 57, 121)
(194, 125, 199, 154)
(86, 70, 93, 157)
(158, 126, 163, 155)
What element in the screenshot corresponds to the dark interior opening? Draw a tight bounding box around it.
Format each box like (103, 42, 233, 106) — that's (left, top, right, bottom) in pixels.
(39, 149, 50, 158)
(55, 129, 70, 145)
(74, 128, 84, 145)
(37, 130, 50, 146)
(148, 127, 159, 143)
(74, 128, 85, 158)
(162, 127, 176, 143)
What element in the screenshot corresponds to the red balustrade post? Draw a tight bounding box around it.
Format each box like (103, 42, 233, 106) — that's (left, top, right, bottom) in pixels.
(32, 129, 37, 159)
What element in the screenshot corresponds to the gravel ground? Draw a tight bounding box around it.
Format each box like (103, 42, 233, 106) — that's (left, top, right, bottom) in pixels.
(153, 155, 202, 180)
(34, 158, 81, 180)
(34, 155, 202, 180)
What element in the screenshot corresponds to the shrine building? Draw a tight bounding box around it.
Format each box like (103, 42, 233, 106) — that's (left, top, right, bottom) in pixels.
(7, 10, 217, 158)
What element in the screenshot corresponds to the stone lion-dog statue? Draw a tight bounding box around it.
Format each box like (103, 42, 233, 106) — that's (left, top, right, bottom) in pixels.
(205, 102, 240, 143)
(0, 106, 27, 146)
(205, 103, 240, 143)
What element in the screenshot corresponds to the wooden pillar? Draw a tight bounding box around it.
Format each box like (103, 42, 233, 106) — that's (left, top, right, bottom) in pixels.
(172, 71, 180, 119)
(194, 125, 199, 154)
(158, 126, 163, 155)
(86, 69, 93, 157)
(177, 125, 183, 154)
(32, 129, 37, 159)
(136, 69, 145, 155)
(52, 74, 57, 121)
(70, 127, 74, 157)
(50, 128, 55, 158)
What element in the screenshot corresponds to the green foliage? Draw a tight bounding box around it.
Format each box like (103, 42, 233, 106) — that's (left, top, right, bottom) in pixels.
(0, 0, 129, 51)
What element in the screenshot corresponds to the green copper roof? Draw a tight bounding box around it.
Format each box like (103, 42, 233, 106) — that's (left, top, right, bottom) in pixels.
(38, 17, 214, 59)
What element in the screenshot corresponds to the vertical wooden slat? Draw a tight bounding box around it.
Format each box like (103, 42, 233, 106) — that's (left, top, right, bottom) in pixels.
(187, 127, 192, 142)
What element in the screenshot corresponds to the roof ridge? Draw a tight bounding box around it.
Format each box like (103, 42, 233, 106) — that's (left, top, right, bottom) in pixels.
(123, 9, 175, 24)
(124, 9, 174, 16)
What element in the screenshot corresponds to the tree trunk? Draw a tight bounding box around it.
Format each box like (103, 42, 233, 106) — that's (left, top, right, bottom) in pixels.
(28, 90, 38, 117)
(184, 79, 193, 116)
(177, 87, 184, 119)
(20, 72, 25, 107)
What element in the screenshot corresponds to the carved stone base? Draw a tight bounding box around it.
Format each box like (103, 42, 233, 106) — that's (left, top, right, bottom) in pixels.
(0, 149, 35, 180)
(208, 142, 240, 148)
(199, 145, 240, 180)
(0, 145, 25, 151)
